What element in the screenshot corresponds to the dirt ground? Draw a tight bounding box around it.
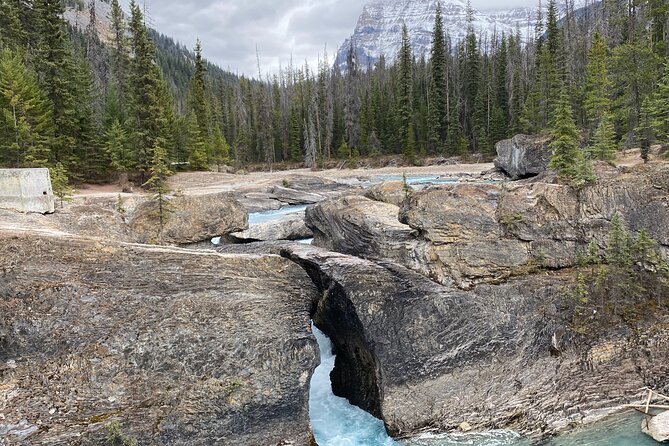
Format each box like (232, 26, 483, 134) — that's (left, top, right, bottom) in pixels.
(72, 162, 496, 198)
(72, 146, 660, 199)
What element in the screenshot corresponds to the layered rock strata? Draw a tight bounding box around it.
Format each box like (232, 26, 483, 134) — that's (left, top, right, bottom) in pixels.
(0, 230, 319, 445)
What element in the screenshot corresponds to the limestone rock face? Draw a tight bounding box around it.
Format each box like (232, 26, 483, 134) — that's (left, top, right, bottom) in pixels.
(307, 164, 669, 289)
(0, 231, 319, 445)
(494, 134, 551, 179)
(305, 195, 431, 278)
(365, 181, 408, 207)
(129, 192, 247, 244)
(236, 175, 360, 212)
(642, 411, 669, 443)
(276, 244, 669, 438)
(268, 186, 325, 205)
(230, 212, 313, 242)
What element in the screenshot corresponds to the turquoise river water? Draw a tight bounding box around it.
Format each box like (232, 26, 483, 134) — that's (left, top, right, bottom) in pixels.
(310, 326, 658, 446)
(235, 189, 657, 446)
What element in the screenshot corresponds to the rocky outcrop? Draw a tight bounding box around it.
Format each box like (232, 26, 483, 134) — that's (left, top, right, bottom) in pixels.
(127, 192, 247, 245)
(643, 411, 669, 443)
(0, 230, 319, 445)
(365, 181, 408, 207)
(494, 134, 551, 179)
(307, 164, 669, 289)
(272, 244, 669, 438)
(305, 195, 433, 279)
(1, 191, 249, 246)
(230, 212, 313, 242)
(235, 175, 361, 212)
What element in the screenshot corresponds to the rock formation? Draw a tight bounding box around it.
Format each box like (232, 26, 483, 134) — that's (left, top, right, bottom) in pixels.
(0, 229, 319, 445)
(642, 411, 669, 443)
(234, 175, 360, 212)
(129, 192, 247, 245)
(222, 243, 669, 437)
(230, 212, 313, 242)
(365, 181, 408, 207)
(494, 134, 551, 179)
(0, 191, 248, 246)
(306, 163, 669, 289)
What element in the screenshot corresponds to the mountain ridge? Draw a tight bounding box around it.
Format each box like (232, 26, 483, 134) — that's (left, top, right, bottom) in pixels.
(335, 0, 549, 69)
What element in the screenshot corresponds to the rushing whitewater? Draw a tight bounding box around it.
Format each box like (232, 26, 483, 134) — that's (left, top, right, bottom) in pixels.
(309, 326, 398, 446)
(308, 324, 655, 446)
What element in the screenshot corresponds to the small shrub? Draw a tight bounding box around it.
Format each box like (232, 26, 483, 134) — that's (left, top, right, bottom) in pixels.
(105, 421, 135, 446)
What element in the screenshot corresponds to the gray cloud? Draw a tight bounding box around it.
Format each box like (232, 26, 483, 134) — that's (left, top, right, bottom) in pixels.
(122, 0, 538, 77)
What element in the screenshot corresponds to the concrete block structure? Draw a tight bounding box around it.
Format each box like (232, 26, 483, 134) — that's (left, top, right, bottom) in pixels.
(0, 168, 55, 214)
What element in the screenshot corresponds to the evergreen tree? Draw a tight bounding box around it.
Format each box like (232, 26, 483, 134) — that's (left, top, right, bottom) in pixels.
(509, 67, 524, 135)
(105, 118, 133, 172)
(428, 2, 448, 152)
(50, 162, 72, 208)
(548, 88, 592, 186)
(143, 139, 172, 232)
(404, 121, 417, 166)
(495, 35, 509, 138)
(34, 0, 80, 169)
(108, 0, 130, 119)
(643, 58, 669, 147)
(209, 126, 230, 172)
(0, 48, 53, 168)
(71, 51, 102, 178)
(344, 41, 360, 149)
(610, 42, 659, 137)
(545, 0, 560, 59)
(186, 112, 208, 170)
(397, 24, 413, 139)
(189, 39, 210, 145)
(584, 33, 612, 128)
(127, 0, 171, 179)
(0, 0, 26, 49)
(587, 111, 617, 162)
(463, 22, 480, 142)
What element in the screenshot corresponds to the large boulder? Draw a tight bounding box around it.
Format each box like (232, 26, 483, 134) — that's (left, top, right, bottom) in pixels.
(494, 134, 551, 179)
(268, 186, 325, 205)
(230, 212, 313, 242)
(129, 192, 247, 244)
(234, 175, 363, 212)
(642, 411, 669, 443)
(0, 229, 319, 445)
(305, 195, 431, 278)
(365, 181, 408, 207)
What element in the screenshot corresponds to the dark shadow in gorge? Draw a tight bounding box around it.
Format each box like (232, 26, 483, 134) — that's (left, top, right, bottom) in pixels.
(280, 249, 385, 421)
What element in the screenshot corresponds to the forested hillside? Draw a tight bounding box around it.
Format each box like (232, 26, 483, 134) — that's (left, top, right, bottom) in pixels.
(0, 0, 667, 188)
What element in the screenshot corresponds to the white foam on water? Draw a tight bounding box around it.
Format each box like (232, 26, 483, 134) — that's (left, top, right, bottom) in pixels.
(309, 325, 399, 446)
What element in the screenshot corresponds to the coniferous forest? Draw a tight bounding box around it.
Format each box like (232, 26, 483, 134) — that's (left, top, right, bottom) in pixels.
(0, 0, 667, 187)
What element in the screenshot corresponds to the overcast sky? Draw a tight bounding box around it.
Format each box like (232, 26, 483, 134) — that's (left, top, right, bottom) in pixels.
(122, 0, 538, 77)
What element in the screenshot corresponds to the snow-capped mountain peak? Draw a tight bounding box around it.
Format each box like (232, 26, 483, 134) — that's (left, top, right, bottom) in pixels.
(335, 0, 539, 69)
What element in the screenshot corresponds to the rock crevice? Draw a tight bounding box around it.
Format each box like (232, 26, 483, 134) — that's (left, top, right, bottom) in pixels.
(282, 249, 384, 420)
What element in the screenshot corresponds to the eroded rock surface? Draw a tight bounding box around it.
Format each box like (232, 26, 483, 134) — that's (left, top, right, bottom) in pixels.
(129, 192, 247, 244)
(235, 175, 362, 212)
(307, 164, 669, 289)
(642, 411, 669, 443)
(494, 134, 551, 179)
(230, 212, 313, 242)
(0, 230, 318, 445)
(273, 245, 669, 437)
(365, 181, 408, 207)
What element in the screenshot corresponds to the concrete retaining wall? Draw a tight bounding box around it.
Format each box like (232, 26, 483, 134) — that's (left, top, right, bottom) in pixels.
(0, 168, 55, 214)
